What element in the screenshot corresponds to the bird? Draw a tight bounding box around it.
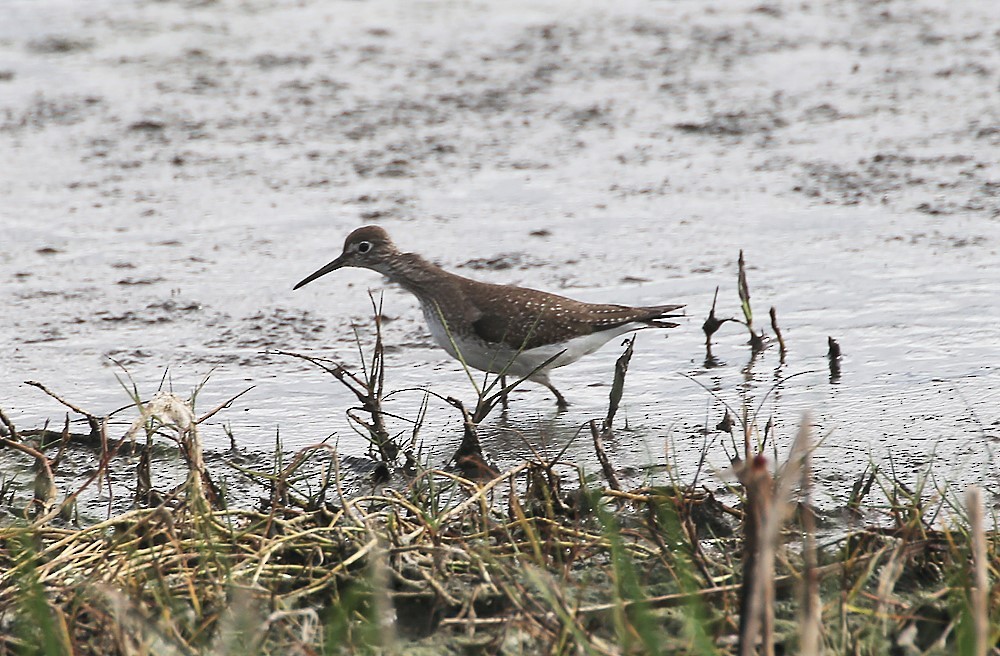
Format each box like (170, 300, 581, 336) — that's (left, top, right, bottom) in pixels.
(293, 225, 683, 407)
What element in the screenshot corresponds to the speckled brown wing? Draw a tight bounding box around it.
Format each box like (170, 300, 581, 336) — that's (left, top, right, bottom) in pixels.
(466, 280, 683, 351)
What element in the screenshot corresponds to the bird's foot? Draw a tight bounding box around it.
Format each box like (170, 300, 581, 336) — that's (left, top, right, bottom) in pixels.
(553, 390, 570, 410)
(538, 379, 569, 410)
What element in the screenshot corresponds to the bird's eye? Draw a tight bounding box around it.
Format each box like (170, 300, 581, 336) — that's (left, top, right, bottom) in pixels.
(356, 241, 372, 254)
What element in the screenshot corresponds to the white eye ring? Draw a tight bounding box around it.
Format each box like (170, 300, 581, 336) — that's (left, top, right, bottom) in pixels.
(356, 241, 372, 254)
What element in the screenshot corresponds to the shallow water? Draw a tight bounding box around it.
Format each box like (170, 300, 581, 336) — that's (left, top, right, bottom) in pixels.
(1, 0, 998, 509)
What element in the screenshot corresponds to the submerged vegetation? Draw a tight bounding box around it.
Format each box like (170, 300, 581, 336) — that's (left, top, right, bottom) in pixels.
(1, 259, 997, 655)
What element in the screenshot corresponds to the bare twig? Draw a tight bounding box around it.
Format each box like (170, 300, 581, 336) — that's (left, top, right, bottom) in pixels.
(589, 420, 621, 492)
(0, 407, 18, 441)
(25, 380, 102, 439)
(196, 386, 255, 424)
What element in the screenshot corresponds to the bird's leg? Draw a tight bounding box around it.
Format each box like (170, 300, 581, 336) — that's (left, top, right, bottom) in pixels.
(540, 380, 569, 409)
(500, 375, 509, 410)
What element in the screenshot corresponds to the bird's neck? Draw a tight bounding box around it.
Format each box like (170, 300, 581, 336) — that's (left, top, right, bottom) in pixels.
(381, 252, 456, 297)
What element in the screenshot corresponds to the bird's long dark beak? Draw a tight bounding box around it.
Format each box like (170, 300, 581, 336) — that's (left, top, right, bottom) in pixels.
(293, 255, 347, 290)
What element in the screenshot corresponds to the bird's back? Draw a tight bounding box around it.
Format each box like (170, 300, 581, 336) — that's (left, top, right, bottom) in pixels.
(445, 275, 682, 352)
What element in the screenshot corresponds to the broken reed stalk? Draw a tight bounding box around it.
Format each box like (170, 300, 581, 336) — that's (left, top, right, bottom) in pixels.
(738, 416, 813, 656)
(827, 336, 842, 382)
(768, 307, 786, 363)
(847, 463, 878, 514)
(966, 486, 989, 656)
(702, 286, 726, 347)
(797, 437, 822, 656)
(589, 337, 636, 492)
(738, 250, 765, 353)
(603, 337, 633, 433)
(41, 421, 116, 525)
(702, 285, 734, 367)
(743, 405, 752, 463)
(738, 454, 776, 656)
(7, 377, 240, 526)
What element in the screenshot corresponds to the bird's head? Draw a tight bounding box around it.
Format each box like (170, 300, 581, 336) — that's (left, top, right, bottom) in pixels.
(293, 225, 399, 289)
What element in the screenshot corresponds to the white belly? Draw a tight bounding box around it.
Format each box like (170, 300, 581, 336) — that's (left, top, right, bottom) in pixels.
(421, 303, 642, 381)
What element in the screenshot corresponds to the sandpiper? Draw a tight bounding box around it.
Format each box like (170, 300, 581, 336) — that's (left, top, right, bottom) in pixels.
(294, 226, 683, 407)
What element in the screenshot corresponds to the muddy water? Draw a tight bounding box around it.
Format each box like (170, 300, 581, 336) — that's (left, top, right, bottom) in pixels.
(1, 0, 998, 509)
